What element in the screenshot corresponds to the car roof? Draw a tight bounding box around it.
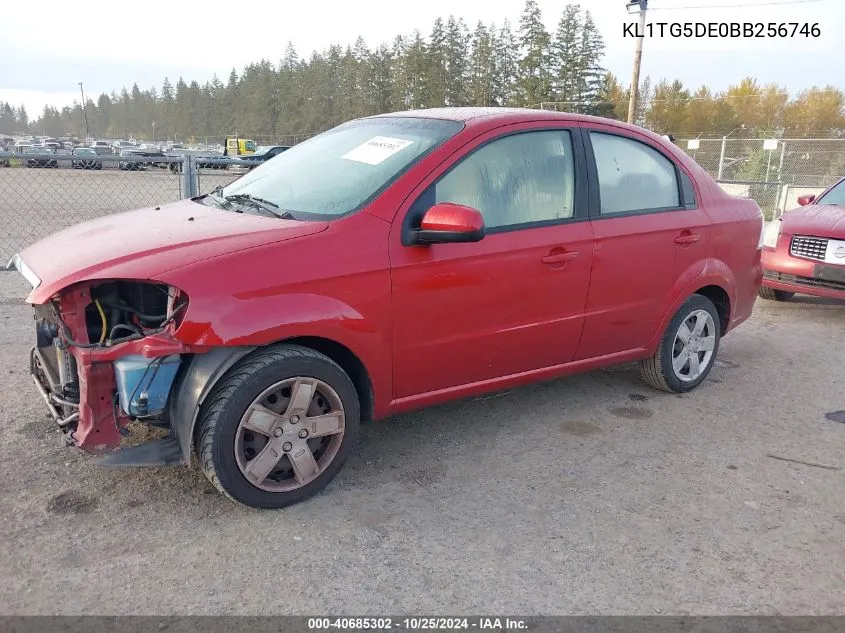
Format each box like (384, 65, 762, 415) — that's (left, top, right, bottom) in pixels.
(368, 107, 665, 141)
(369, 106, 612, 124)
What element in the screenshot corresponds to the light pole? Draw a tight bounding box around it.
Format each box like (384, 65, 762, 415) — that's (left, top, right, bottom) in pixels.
(152, 121, 156, 146)
(78, 82, 90, 141)
(625, 0, 648, 125)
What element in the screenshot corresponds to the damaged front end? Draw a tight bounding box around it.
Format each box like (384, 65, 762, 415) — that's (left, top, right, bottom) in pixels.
(27, 276, 192, 454)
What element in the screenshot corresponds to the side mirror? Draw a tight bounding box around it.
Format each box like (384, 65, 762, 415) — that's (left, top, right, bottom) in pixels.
(797, 194, 816, 206)
(410, 203, 485, 245)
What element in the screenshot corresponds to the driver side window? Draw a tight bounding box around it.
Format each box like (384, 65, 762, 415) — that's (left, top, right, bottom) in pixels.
(414, 130, 576, 230)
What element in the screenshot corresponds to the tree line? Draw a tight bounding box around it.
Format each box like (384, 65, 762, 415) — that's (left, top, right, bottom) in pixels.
(1, 0, 843, 142)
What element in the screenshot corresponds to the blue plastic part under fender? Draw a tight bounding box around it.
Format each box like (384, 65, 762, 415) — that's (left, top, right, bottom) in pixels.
(114, 354, 182, 416)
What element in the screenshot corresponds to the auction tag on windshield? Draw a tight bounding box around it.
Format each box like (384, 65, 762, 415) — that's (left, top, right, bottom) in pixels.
(341, 136, 414, 165)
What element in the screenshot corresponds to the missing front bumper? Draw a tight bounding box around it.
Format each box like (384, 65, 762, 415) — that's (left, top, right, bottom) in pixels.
(30, 346, 79, 430)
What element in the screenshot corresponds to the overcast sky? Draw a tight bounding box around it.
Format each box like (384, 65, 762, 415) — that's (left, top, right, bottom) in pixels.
(1, 0, 841, 116)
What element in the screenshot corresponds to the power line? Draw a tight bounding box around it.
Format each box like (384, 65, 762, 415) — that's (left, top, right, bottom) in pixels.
(649, 0, 824, 10)
(534, 90, 827, 107)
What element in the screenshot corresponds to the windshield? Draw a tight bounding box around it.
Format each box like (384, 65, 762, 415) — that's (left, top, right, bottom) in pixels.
(220, 117, 463, 219)
(817, 180, 845, 206)
(75, 148, 95, 155)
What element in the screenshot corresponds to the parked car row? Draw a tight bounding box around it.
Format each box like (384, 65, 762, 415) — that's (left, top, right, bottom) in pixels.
(1, 136, 292, 173)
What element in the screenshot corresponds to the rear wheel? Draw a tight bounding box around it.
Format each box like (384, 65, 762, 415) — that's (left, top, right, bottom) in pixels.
(641, 294, 721, 393)
(758, 286, 794, 301)
(197, 345, 359, 509)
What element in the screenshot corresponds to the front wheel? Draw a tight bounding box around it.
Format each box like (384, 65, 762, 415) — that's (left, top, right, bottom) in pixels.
(197, 345, 360, 509)
(641, 294, 721, 393)
(758, 286, 794, 301)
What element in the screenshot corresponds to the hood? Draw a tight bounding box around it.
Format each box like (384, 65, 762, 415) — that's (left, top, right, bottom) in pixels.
(781, 204, 845, 239)
(13, 199, 328, 304)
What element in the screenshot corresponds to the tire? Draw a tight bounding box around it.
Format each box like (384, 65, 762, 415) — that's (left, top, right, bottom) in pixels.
(758, 286, 794, 301)
(641, 294, 721, 393)
(197, 344, 360, 509)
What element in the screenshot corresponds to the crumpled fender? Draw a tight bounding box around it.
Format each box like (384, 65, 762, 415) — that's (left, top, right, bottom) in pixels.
(168, 346, 257, 464)
(166, 292, 391, 462)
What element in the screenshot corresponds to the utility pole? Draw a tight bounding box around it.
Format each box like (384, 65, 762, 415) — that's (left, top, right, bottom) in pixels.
(626, 0, 648, 125)
(78, 82, 90, 141)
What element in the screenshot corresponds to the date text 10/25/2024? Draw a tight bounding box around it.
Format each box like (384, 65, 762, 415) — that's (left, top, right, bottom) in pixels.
(308, 618, 528, 630)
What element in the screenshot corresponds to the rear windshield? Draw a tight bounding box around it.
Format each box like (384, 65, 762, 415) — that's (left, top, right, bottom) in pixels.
(221, 117, 463, 220)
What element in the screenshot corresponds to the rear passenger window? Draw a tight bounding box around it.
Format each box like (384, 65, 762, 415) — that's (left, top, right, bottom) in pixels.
(590, 132, 680, 215)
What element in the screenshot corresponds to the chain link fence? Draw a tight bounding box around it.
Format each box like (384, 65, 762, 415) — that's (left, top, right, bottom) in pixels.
(0, 153, 253, 262)
(676, 137, 844, 219)
(0, 131, 321, 262)
(2, 129, 843, 262)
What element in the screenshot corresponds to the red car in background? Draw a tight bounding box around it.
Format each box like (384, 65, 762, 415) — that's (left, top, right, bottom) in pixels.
(760, 176, 845, 301)
(8, 108, 764, 508)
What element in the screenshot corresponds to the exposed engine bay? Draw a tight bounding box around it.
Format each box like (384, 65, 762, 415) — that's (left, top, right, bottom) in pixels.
(30, 280, 190, 452)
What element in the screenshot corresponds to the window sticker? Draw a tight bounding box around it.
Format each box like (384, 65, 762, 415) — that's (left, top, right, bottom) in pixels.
(341, 136, 415, 165)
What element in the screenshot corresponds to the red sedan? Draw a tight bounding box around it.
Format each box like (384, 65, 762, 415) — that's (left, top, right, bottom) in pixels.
(760, 176, 845, 302)
(8, 108, 764, 508)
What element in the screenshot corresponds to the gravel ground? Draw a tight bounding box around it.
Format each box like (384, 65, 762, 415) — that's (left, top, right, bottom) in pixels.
(0, 271, 843, 615)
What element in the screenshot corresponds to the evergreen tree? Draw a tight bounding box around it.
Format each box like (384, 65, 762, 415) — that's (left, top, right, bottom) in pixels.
(95, 94, 111, 138)
(389, 35, 409, 111)
(444, 16, 469, 106)
(426, 18, 448, 107)
(492, 20, 519, 106)
(17, 105, 29, 131)
(16, 10, 845, 143)
(550, 4, 582, 107)
(517, 0, 552, 106)
(468, 22, 495, 107)
(0, 102, 17, 134)
(159, 77, 174, 139)
(575, 10, 606, 115)
(369, 43, 394, 115)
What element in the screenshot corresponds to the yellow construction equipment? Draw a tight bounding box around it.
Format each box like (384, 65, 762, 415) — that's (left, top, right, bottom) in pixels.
(224, 137, 257, 157)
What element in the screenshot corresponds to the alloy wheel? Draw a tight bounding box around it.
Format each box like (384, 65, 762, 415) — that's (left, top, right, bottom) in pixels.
(234, 377, 345, 492)
(671, 309, 717, 382)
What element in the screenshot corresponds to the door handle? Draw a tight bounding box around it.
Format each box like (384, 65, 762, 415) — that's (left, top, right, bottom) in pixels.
(674, 232, 700, 245)
(541, 251, 579, 265)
